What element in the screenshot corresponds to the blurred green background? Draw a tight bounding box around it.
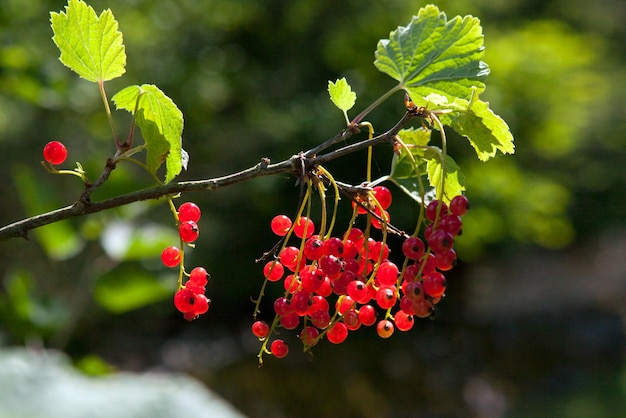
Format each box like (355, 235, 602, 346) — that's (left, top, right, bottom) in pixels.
(1, 0, 626, 416)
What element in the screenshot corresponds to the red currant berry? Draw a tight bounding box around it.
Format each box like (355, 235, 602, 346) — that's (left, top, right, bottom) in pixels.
(335, 295, 356, 315)
(270, 215, 292, 236)
(319, 254, 343, 279)
(273, 297, 292, 316)
(270, 339, 289, 358)
(421, 252, 437, 273)
(347, 280, 370, 304)
(402, 264, 421, 282)
(308, 295, 330, 315)
(293, 216, 315, 239)
(300, 326, 320, 346)
(375, 285, 397, 309)
(251, 320, 270, 339)
(343, 309, 361, 331)
(43, 141, 68, 165)
(435, 249, 457, 271)
(439, 214, 463, 236)
(179, 221, 199, 243)
(326, 322, 348, 344)
(358, 304, 377, 326)
(413, 299, 435, 318)
(280, 312, 300, 330)
(323, 237, 345, 257)
(161, 246, 181, 267)
(279, 246, 304, 272)
(394, 311, 414, 331)
(402, 237, 425, 260)
(310, 309, 331, 329)
(344, 228, 365, 250)
(291, 290, 312, 316)
(370, 208, 390, 229)
(376, 319, 395, 338)
(428, 230, 454, 255)
(402, 280, 424, 302)
(301, 267, 325, 293)
(372, 185, 392, 210)
(189, 267, 209, 287)
(178, 202, 201, 223)
(316, 276, 333, 297)
(450, 195, 470, 216)
(192, 294, 210, 315)
(283, 274, 301, 294)
(426, 200, 448, 222)
(263, 260, 284, 282)
(174, 288, 196, 313)
(304, 236, 325, 260)
(422, 271, 447, 298)
(376, 260, 399, 286)
(399, 296, 416, 315)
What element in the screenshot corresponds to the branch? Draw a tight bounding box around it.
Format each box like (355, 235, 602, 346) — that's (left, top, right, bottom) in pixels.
(0, 111, 416, 241)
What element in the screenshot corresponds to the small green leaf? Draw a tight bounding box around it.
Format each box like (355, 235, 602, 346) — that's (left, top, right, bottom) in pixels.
(439, 94, 515, 161)
(51, 0, 126, 82)
(328, 77, 357, 113)
(113, 85, 184, 183)
(426, 153, 465, 203)
(374, 5, 488, 105)
(390, 128, 465, 203)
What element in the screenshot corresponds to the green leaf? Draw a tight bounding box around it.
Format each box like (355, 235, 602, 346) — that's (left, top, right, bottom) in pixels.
(439, 94, 515, 161)
(328, 77, 357, 113)
(374, 4, 488, 105)
(426, 153, 465, 203)
(389, 127, 465, 203)
(50, 0, 126, 82)
(112, 84, 184, 183)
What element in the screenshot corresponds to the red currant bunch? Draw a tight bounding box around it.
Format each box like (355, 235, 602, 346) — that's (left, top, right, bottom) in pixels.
(174, 266, 211, 321)
(251, 187, 470, 364)
(43, 141, 68, 165)
(161, 200, 213, 321)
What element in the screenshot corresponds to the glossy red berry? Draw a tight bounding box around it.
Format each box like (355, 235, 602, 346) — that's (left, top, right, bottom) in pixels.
(293, 216, 315, 239)
(174, 288, 196, 313)
(372, 185, 392, 209)
(280, 312, 300, 330)
(273, 297, 292, 316)
(394, 311, 414, 331)
(161, 246, 181, 267)
(450, 195, 470, 216)
(251, 320, 270, 339)
(422, 271, 447, 298)
(310, 309, 331, 329)
(435, 249, 457, 271)
(263, 260, 284, 282)
(439, 214, 463, 236)
(270, 339, 289, 358)
(189, 267, 209, 287)
(43, 141, 68, 165)
(270, 215, 292, 236)
(326, 322, 348, 344)
(426, 200, 448, 222)
(357, 304, 377, 326)
(428, 230, 454, 255)
(402, 237, 425, 260)
(304, 236, 325, 260)
(300, 326, 320, 346)
(192, 294, 210, 315)
(376, 319, 395, 338)
(375, 285, 397, 309)
(178, 202, 201, 223)
(346, 280, 370, 304)
(376, 260, 399, 286)
(179, 221, 199, 243)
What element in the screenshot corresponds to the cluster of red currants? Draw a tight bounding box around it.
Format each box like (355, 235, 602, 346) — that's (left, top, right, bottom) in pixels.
(160, 202, 212, 320)
(252, 187, 469, 360)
